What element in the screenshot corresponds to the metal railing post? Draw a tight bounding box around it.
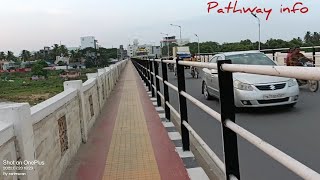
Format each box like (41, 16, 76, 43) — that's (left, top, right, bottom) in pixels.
(154, 60, 161, 106)
(272, 50, 276, 61)
(149, 59, 155, 97)
(176, 58, 190, 151)
(218, 60, 240, 180)
(145, 60, 151, 92)
(313, 47, 316, 65)
(161, 59, 171, 121)
(139, 60, 147, 85)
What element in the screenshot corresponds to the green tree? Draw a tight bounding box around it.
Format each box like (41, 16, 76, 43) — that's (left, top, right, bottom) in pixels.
(6, 51, 17, 61)
(20, 50, 31, 62)
(0, 52, 5, 60)
(37, 60, 48, 67)
(31, 51, 44, 61)
(31, 61, 48, 78)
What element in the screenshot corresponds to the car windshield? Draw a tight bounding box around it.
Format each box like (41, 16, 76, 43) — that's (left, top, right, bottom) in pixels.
(226, 53, 276, 66)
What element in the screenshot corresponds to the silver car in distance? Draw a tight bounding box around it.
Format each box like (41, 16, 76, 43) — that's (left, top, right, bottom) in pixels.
(202, 51, 299, 107)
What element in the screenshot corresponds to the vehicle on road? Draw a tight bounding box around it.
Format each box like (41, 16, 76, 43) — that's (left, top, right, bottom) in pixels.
(202, 51, 300, 107)
(190, 66, 199, 78)
(173, 46, 191, 69)
(296, 57, 319, 92)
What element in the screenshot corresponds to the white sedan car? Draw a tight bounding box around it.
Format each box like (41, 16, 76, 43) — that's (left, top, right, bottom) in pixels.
(202, 51, 300, 107)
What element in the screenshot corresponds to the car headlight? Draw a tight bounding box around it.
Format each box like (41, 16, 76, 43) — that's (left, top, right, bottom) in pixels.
(288, 79, 298, 87)
(234, 80, 254, 91)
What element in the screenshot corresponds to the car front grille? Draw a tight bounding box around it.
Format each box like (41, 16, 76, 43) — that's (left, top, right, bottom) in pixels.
(255, 83, 286, 91)
(257, 97, 289, 104)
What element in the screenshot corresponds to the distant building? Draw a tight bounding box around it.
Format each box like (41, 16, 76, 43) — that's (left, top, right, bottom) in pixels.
(160, 36, 190, 47)
(117, 45, 126, 60)
(151, 46, 162, 58)
(135, 45, 152, 56)
(127, 44, 136, 57)
(127, 39, 161, 58)
(39, 47, 51, 60)
(0, 60, 8, 70)
(1, 61, 16, 70)
(81, 36, 98, 50)
(161, 36, 177, 47)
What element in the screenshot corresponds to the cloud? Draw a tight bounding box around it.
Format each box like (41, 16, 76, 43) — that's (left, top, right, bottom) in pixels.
(46, 8, 71, 16)
(12, 6, 71, 16)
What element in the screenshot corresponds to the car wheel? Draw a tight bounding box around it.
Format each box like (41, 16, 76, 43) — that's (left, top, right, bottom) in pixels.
(203, 82, 212, 100)
(308, 80, 319, 92)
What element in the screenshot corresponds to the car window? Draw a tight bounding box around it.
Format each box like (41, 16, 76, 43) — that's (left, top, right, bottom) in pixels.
(226, 53, 276, 65)
(217, 56, 223, 60)
(209, 56, 218, 63)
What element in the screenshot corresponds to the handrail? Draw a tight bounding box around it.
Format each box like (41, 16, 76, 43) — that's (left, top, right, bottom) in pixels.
(221, 64, 320, 81)
(158, 91, 164, 100)
(261, 46, 320, 52)
(131, 57, 320, 180)
(178, 61, 217, 69)
(165, 101, 180, 119)
(225, 120, 320, 180)
(163, 60, 176, 64)
(180, 91, 221, 122)
(183, 121, 225, 173)
(156, 75, 163, 82)
(164, 81, 178, 92)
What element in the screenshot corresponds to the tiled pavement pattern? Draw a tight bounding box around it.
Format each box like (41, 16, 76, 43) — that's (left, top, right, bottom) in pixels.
(59, 61, 199, 180)
(138, 73, 210, 180)
(103, 64, 161, 180)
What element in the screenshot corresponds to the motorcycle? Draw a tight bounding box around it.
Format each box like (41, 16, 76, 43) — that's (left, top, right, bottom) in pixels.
(296, 58, 319, 92)
(168, 64, 174, 72)
(190, 66, 199, 79)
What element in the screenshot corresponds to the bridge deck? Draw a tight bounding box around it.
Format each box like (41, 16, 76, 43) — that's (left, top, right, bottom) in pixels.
(60, 61, 189, 180)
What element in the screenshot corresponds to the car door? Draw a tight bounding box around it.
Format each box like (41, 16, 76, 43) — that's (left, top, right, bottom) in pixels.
(210, 56, 224, 97)
(204, 56, 218, 96)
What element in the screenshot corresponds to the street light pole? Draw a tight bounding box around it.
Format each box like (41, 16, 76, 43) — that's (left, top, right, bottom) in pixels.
(251, 13, 261, 51)
(194, 34, 200, 60)
(170, 24, 182, 45)
(161, 33, 170, 59)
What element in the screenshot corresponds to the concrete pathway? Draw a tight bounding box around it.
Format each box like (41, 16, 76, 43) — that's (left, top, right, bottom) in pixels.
(60, 61, 189, 180)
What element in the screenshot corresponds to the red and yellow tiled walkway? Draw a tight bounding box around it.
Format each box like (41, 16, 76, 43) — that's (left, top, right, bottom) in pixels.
(103, 64, 161, 179)
(60, 61, 189, 180)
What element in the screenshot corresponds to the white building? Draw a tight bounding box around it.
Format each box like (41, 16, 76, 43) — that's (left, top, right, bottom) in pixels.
(127, 45, 135, 57)
(80, 36, 98, 50)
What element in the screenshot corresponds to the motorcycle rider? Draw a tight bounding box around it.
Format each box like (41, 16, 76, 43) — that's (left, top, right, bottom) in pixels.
(190, 54, 199, 77)
(285, 48, 294, 66)
(288, 47, 313, 66)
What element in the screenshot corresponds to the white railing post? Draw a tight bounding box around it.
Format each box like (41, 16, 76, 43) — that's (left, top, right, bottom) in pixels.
(63, 80, 88, 143)
(0, 103, 39, 180)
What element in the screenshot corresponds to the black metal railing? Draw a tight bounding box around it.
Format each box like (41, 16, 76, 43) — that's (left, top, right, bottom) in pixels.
(131, 57, 320, 180)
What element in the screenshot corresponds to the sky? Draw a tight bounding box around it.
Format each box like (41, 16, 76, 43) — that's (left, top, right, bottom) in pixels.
(0, 0, 319, 54)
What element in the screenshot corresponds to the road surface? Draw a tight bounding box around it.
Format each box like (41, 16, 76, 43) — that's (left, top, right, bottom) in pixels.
(154, 66, 320, 180)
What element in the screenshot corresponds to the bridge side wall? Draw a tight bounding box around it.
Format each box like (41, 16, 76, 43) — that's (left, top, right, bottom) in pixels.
(32, 94, 81, 180)
(0, 60, 128, 180)
(0, 123, 17, 180)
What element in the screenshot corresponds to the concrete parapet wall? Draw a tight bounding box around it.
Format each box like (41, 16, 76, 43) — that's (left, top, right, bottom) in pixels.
(0, 60, 128, 180)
